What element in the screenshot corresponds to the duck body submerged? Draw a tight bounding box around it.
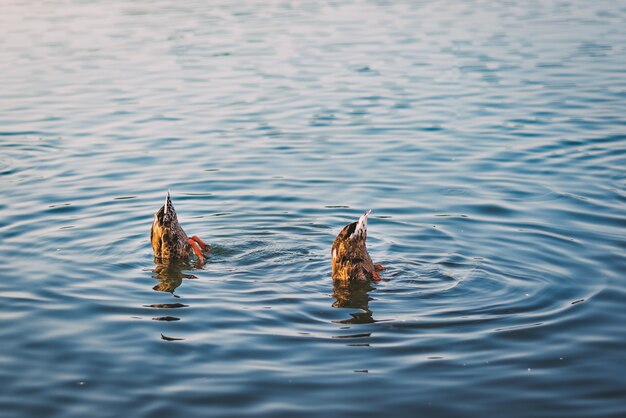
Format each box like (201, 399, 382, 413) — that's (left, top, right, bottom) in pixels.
(150, 192, 210, 263)
(331, 210, 383, 281)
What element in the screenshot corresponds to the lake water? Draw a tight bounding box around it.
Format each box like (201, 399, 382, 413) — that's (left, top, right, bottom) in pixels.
(1, 1, 625, 417)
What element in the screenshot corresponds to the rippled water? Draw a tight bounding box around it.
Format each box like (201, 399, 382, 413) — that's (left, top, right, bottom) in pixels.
(1, 0, 626, 417)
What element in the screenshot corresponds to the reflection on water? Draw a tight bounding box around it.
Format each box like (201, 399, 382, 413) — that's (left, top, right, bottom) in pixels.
(151, 260, 198, 294)
(332, 279, 376, 324)
(149, 261, 198, 334)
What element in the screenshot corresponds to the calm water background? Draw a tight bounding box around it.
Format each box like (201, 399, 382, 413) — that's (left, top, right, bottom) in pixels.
(1, 0, 625, 417)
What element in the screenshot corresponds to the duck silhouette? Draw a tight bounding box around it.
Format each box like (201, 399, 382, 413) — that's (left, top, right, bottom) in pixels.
(150, 192, 210, 264)
(331, 210, 384, 281)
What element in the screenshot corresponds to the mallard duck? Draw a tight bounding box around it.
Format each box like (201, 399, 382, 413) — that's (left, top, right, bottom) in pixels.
(331, 210, 384, 281)
(150, 192, 210, 264)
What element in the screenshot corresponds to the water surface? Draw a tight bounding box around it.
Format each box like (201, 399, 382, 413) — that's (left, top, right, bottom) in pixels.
(1, 1, 626, 417)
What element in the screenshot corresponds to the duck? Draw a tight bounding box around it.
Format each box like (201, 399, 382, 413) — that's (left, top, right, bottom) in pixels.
(150, 191, 210, 264)
(331, 210, 384, 281)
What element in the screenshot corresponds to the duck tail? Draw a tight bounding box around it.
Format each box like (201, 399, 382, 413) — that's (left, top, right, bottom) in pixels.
(163, 190, 176, 220)
(164, 190, 170, 214)
(351, 210, 371, 239)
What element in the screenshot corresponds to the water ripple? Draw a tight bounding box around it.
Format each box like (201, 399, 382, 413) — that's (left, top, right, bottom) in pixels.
(1, 1, 626, 417)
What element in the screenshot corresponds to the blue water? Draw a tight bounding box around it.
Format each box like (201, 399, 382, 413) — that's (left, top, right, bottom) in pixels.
(1, 1, 626, 417)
